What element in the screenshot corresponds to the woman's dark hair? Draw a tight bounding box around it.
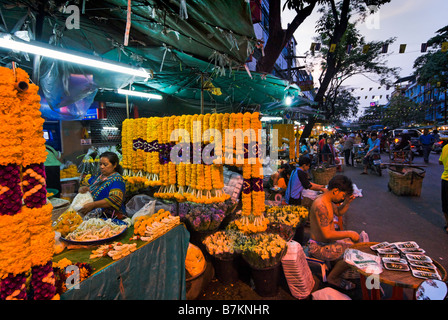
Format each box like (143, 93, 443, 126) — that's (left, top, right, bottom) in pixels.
(280, 164, 293, 185)
(100, 151, 123, 175)
(328, 175, 353, 195)
(298, 155, 311, 167)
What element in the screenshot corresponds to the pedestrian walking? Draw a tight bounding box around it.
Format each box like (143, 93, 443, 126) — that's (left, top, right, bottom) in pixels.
(420, 128, 435, 163)
(343, 133, 355, 166)
(438, 143, 448, 233)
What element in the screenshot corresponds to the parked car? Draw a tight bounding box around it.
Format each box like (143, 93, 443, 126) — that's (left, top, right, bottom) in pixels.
(386, 128, 423, 156)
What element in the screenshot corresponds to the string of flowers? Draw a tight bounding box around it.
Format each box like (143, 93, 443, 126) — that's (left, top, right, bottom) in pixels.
(135, 118, 146, 176)
(154, 117, 178, 200)
(148, 117, 161, 186)
(17, 68, 56, 300)
(234, 112, 269, 234)
(121, 119, 131, 175)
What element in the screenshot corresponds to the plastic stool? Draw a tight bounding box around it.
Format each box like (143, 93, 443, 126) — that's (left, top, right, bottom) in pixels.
(303, 245, 330, 283)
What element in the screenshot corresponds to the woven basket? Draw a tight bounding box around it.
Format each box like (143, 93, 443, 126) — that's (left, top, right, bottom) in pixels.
(311, 166, 337, 185)
(388, 167, 425, 197)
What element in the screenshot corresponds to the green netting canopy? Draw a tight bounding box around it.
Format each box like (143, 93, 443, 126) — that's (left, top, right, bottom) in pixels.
(0, 0, 316, 118)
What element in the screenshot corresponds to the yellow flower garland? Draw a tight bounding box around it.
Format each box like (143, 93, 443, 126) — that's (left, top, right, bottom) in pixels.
(121, 119, 130, 172)
(234, 112, 267, 233)
(121, 113, 260, 206)
(0, 68, 27, 166)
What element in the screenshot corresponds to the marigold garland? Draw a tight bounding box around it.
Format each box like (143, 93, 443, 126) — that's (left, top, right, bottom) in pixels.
(120, 112, 265, 209)
(234, 112, 267, 234)
(0, 67, 56, 300)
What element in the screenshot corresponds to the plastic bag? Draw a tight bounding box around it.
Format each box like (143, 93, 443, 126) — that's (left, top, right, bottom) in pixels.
(126, 194, 152, 215)
(311, 287, 351, 300)
(70, 192, 94, 212)
(131, 200, 156, 224)
(185, 243, 205, 278)
(343, 248, 383, 274)
(53, 231, 66, 254)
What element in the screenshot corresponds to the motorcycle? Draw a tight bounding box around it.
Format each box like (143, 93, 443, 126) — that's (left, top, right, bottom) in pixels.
(433, 140, 444, 154)
(415, 279, 447, 300)
(368, 152, 382, 176)
(389, 136, 422, 157)
(359, 149, 382, 176)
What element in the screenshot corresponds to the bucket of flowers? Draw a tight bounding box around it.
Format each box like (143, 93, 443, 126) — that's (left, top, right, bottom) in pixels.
(234, 232, 287, 297)
(265, 205, 309, 240)
(202, 230, 240, 283)
(202, 230, 237, 260)
(177, 199, 237, 232)
(235, 232, 287, 270)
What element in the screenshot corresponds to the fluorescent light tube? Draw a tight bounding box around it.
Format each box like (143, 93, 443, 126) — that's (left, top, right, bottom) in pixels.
(102, 126, 118, 130)
(261, 116, 282, 122)
(117, 88, 162, 100)
(0, 36, 151, 79)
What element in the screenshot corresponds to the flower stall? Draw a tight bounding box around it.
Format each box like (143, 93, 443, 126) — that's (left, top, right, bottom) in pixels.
(0, 66, 190, 300)
(120, 111, 311, 297)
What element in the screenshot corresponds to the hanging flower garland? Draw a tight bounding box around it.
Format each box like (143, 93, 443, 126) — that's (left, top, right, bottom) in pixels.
(120, 113, 251, 206)
(154, 117, 177, 200)
(147, 117, 161, 186)
(0, 66, 57, 300)
(121, 119, 131, 175)
(134, 118, 146, 175)
(234, 112, 268, 234)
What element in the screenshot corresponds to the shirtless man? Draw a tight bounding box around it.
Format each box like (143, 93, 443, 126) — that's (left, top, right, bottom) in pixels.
(308, 175, 360, 290)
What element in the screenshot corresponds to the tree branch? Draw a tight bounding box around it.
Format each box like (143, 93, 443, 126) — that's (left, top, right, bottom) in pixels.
(285, 2, 317, 40)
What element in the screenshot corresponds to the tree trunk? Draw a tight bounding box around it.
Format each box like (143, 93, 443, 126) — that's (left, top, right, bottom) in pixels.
(255, 0, 317, 74)
(300, 0, 351, 140)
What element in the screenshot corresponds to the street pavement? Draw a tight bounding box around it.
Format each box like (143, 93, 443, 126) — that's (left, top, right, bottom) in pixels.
(344, 151, 448, 272)
(197, 150, 448, 301)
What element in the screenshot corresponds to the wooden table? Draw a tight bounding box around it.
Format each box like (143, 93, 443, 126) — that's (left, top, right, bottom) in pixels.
(349, 242, 447, 300)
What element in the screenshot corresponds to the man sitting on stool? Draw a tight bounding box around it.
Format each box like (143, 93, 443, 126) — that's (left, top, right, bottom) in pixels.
(307, 175, 360, 291)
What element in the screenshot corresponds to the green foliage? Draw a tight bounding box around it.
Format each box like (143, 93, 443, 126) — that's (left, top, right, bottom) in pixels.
(410, 25, 448, 129)
(308, 3, 398, 120)
(381, 95, 425, 127)
(414, 25, 448, 87)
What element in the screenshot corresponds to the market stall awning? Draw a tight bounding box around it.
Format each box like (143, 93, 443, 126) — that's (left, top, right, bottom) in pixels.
(87, 46, 309, 116)
(0, 1, 317, 119)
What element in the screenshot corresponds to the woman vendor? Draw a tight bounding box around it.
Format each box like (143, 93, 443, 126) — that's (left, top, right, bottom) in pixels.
(267, 163, 289, 189)
(78, 152, 126, 219)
